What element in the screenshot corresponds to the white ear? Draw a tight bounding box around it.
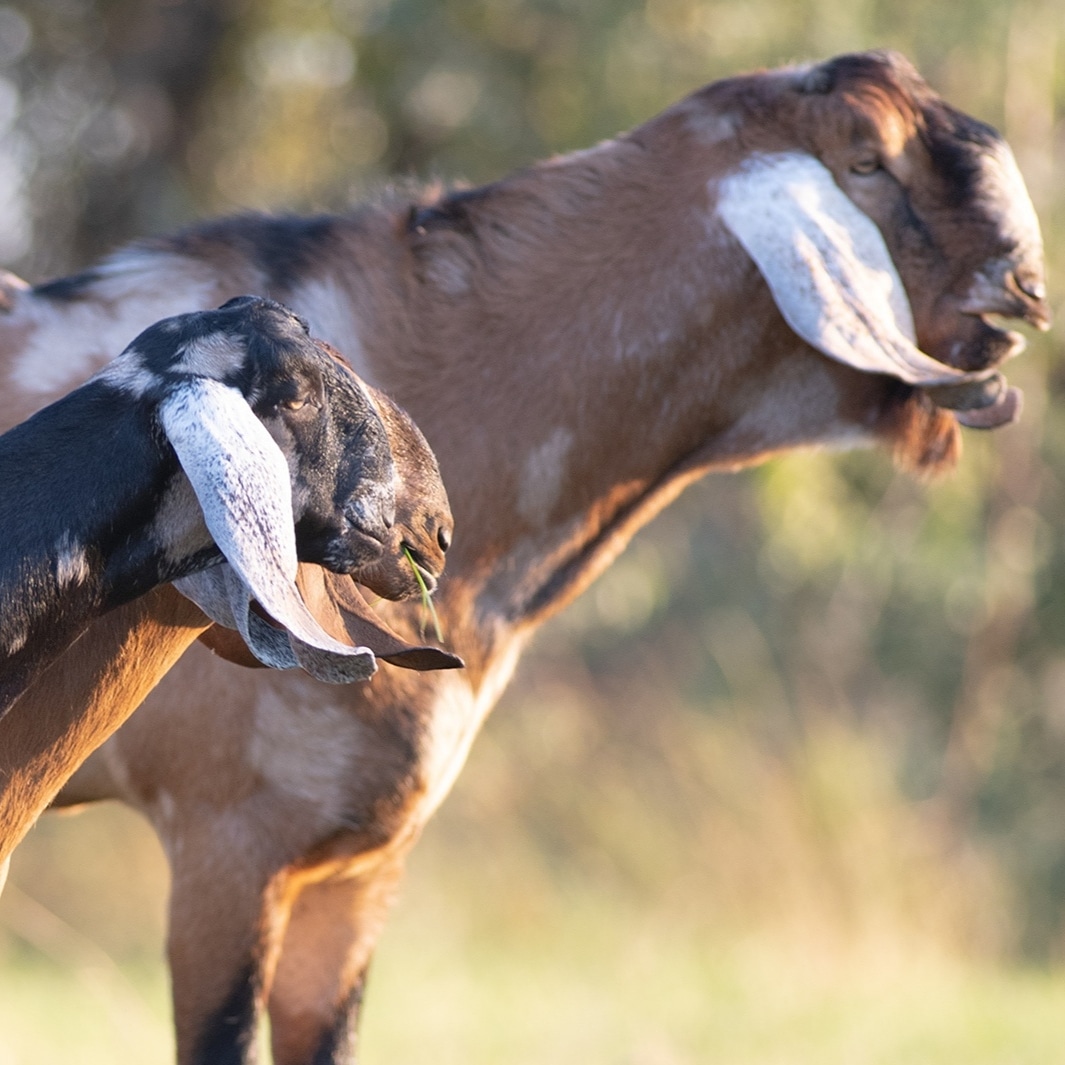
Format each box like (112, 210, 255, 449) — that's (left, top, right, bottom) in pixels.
(158, 376, 376, 669)
(717, 152, 978, 387)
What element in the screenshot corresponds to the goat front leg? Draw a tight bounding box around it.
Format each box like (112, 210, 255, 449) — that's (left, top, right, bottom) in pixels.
(166, 826, 292, 1065)
(267, 853, 409, 1065)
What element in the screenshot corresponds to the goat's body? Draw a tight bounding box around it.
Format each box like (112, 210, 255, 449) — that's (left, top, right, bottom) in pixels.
(0, 50, 1049, 1064)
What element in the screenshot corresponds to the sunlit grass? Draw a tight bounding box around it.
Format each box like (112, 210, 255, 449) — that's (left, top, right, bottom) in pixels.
(363, 893, 1065, 1065)
(5, 877, 1064, 1065)
(3, 688, 1065, 1064)
(0, 954, 172, 1065)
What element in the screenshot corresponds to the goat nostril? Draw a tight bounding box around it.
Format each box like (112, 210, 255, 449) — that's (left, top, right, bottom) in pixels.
(437, 525, 452, 553)
(1014, 272, 1046, 303)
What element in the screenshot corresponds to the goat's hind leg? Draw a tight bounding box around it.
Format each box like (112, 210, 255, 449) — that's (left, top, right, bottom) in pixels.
(267, 855, 408, 1065)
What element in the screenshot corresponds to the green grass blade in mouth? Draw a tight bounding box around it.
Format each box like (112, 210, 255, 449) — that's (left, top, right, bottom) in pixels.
(404, 546, 444, 642)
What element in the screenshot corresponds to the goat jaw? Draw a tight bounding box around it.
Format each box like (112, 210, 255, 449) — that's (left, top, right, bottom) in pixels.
(925, 370, 1022, 429)
(955, 386, 1023, 429)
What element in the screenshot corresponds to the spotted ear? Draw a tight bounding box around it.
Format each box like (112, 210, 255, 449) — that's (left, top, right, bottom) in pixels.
(717, 152, 984, 388)
(157, 376, 375, 669)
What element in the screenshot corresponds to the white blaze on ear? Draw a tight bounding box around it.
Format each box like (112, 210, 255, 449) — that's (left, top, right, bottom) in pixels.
(158, 376, 376, 672)
(172, 330, 247, 378)
(717, 152, 978, 387)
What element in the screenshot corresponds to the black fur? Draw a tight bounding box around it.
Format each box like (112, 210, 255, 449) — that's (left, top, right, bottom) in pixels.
(160, 214, 347, 294)
(192, 961, 261, 1065)
(32, 269, 104, 303)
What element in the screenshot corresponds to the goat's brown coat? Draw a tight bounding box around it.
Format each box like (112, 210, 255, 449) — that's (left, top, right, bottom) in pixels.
(0, 51, 1049, 1064)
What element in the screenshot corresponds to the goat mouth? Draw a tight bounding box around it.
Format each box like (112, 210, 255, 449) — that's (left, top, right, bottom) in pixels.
(971, 313, 1027, 357)
(922, 302, 1038, 430)
(402, 543, 440, 593)
(945, 275, 1051, 373)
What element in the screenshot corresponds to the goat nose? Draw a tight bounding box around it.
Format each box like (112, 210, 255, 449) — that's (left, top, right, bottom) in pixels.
(1008, 267, 1052, 330)
(345, 493, 395, 534)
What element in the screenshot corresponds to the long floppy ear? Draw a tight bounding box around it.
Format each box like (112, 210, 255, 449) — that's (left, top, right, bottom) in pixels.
(176, 564, 379, 682)
(296, 567, 464, 672)
(717, 152, 984, 388)
(157, 376, 377, 664)
(190, 564, 463, 676)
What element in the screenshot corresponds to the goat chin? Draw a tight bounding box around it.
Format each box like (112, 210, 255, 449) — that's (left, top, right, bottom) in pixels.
(0, 48, 1049, 1065)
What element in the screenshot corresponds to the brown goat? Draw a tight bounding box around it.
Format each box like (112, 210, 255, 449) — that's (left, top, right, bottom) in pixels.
(0, 50, 1049, 1064)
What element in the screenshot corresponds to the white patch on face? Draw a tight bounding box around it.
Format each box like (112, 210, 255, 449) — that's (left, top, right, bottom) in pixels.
(985, 141, 1044, 258)
(54, 531, 90, 587)
(173, 331, 245, 378)
(8, 253, 221, 399)
(289, 277, 371, 378)
(517, 427, 574, 526)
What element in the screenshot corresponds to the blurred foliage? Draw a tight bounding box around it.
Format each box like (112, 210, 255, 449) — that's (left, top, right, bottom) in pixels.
(4, 0, 1065, 1059)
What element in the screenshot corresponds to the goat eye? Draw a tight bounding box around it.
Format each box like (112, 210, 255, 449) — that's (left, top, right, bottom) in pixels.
(850, 157, 881, 175)
(280, 395, 312, 412)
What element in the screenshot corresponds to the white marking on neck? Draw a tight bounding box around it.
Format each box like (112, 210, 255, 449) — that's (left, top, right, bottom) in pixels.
(289, 277, 371, 378)
(249, 685, 367, 827)
(54, 531, 90, 587)
(414, 639, 525, 824)
(517, 427, 574, 526)
(9, 253, 222, 398)
(683, 106, 738, 144)
(93, 349, 160, 397)
(150, 473, 211, 566)
(4, 624, 27, 656)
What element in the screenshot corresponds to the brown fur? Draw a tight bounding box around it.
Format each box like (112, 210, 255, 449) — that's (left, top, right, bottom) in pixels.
(0, 587, 210, 865)
(0, 50, 1047, 1064)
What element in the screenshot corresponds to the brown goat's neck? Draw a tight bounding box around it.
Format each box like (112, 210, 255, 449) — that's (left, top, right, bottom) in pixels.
(345, 130, 851, 667)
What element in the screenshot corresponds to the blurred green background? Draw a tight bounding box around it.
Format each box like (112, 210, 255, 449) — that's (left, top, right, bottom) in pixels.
(3, 0, 1065, 1061)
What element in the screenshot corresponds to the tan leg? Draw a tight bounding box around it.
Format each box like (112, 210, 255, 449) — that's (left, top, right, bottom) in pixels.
(268, 855, 407, 1065)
